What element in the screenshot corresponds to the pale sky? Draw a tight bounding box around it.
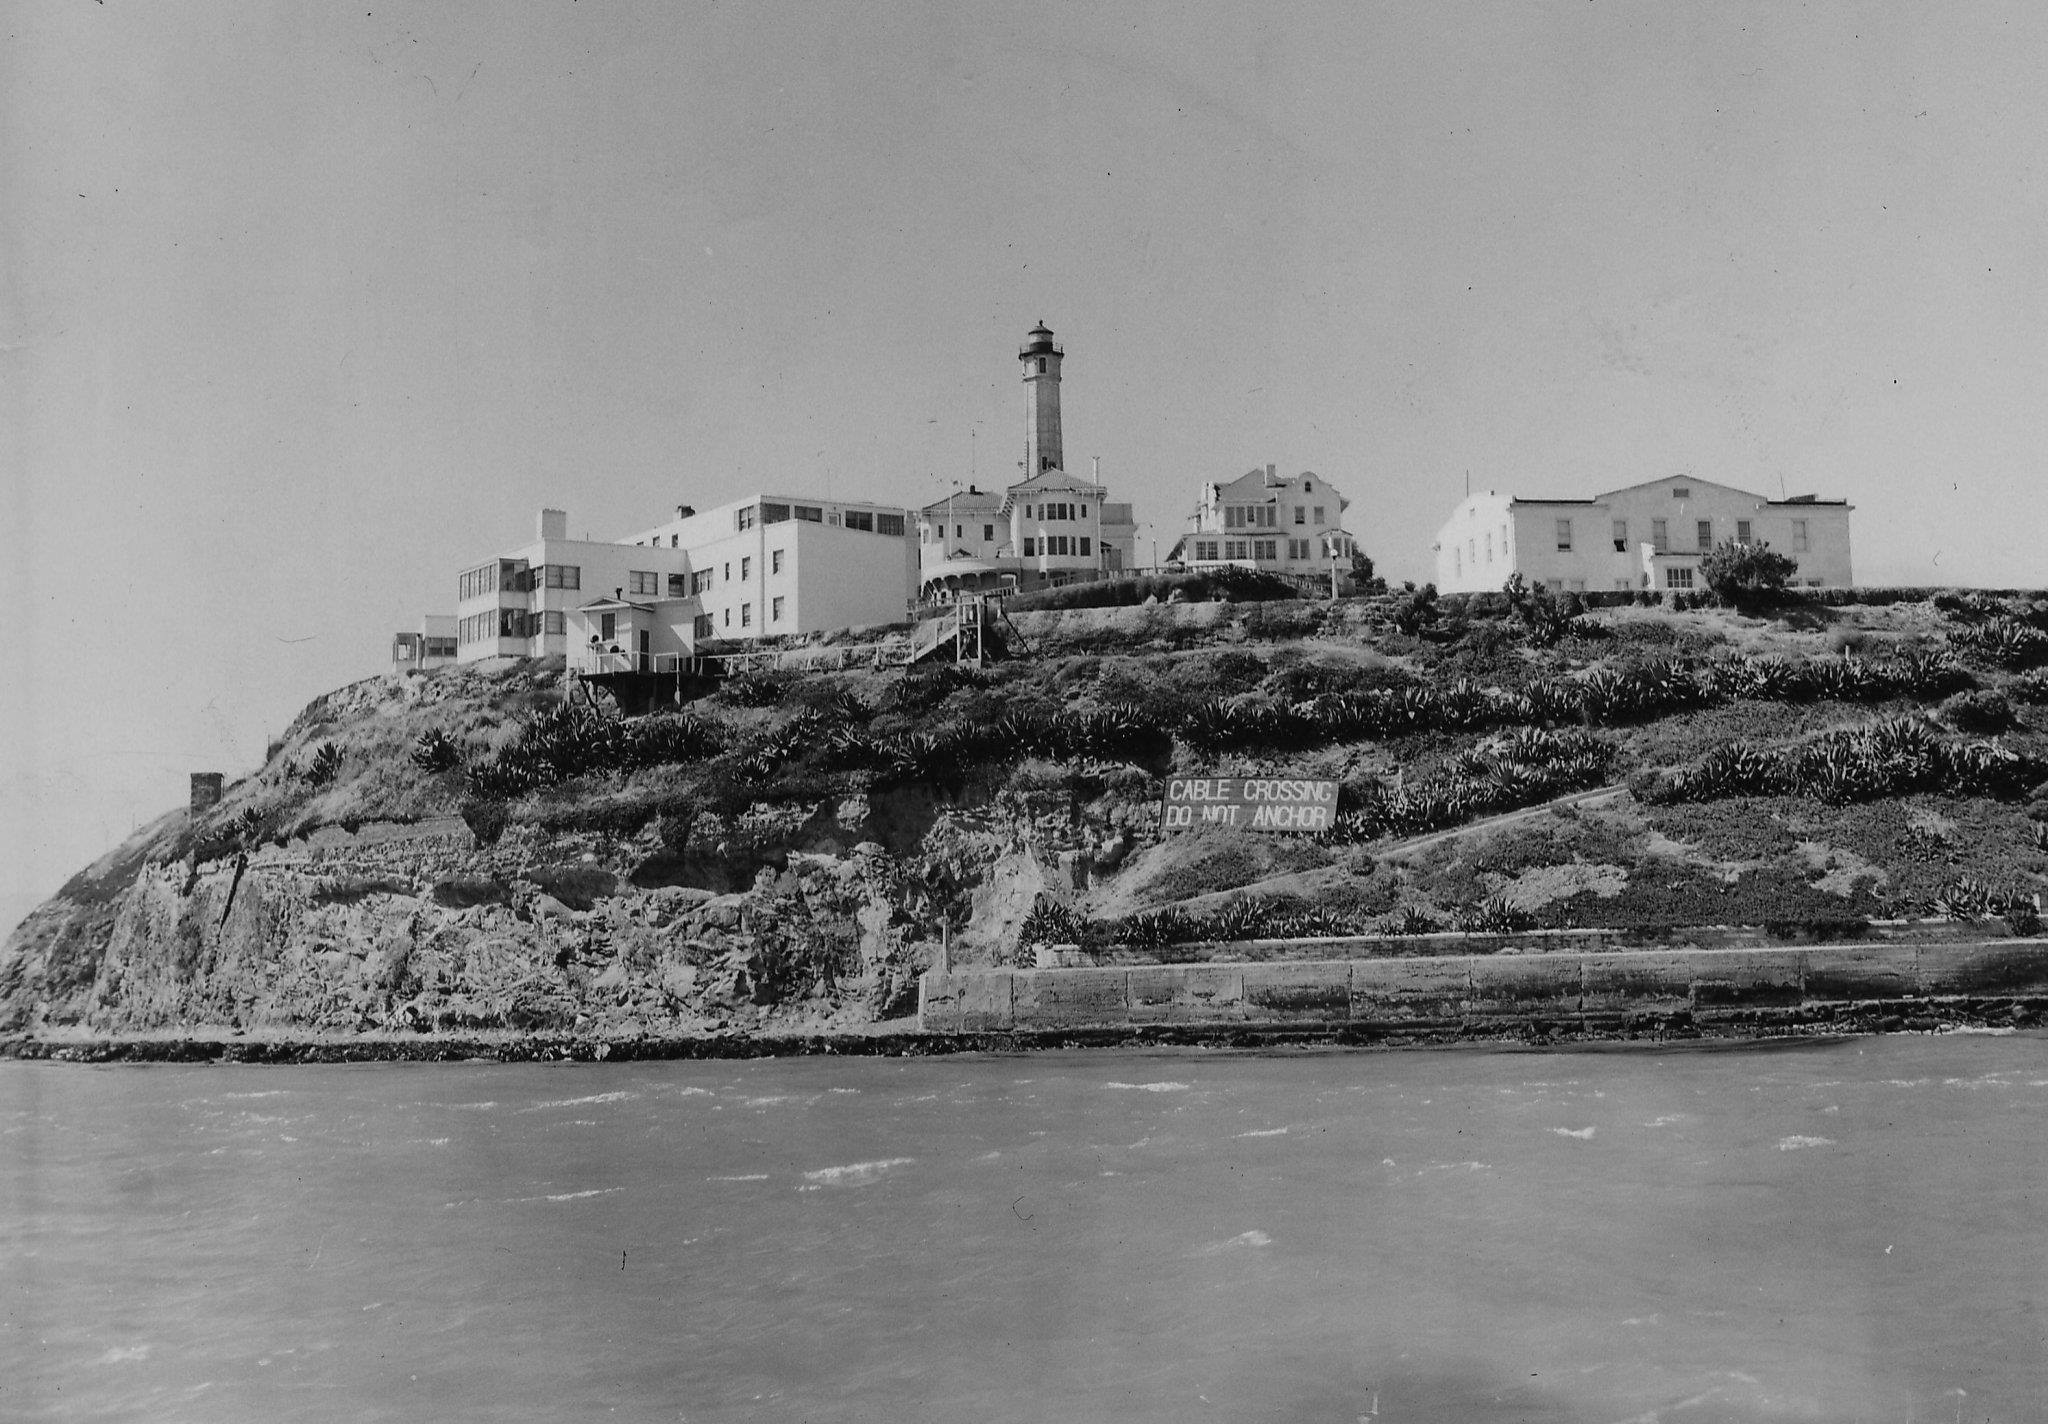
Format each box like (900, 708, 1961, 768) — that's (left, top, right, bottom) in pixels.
(7, 1, 2047, 926)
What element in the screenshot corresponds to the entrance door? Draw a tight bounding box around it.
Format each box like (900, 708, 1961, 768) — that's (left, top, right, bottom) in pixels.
(637, 630, 650, 672)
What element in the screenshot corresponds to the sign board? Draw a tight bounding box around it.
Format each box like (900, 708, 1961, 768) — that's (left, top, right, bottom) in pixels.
(1159, 777, 1339, 833)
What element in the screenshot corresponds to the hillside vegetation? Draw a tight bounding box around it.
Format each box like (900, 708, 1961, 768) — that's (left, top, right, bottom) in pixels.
(8, 587, 2048, 1039)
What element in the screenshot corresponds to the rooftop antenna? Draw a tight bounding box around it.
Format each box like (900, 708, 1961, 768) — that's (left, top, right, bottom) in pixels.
(1465, 469, 1470, 498)
(1779, 471, 1787, 499)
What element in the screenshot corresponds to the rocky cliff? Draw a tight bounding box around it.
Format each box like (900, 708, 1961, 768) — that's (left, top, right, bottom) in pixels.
(9, 591, 2048, 1044)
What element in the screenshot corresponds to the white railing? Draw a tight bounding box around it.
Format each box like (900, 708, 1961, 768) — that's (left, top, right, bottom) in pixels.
(570, 649, 698, 676)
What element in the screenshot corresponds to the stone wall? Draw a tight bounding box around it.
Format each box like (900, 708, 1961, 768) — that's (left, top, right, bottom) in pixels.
(918, 941, 2048, 1033)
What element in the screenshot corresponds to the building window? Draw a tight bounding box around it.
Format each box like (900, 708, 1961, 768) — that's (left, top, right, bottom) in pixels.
(772, 596, 785, 623)
(1696, 520, 1712, 551)
(543, 610, 565, 635)
(693, 613, 714, 639)
(1037, 356, 1047, 374)
(795, 505, 823, 522)
(691, 569, 713, 594)
(1555, 518, 1573, 552)
(544, 564, 581, 590)
(1793, 520, 1809, 551)
(740, 603, 751, 628)
(723, 563, 730, 581)
(740, 556, 751, 581)
(1652, 519, 1669, 552)
(735, 504, 757, 532)
(1614, 580, 1631, 591)
(668, 574, 687, 597)
(1254, 539, 1277, 561)
(1454, 548, 1463, 576)
(1023, 538, 1036, 557)
(1673, 486, 1691, 499)
(1736, 519, 1752, 543)
(1665, 566, 1694, 590)
(600, 612, 617, 641)
(1612, 520, 1627, 552)
(771, 549, 784, 574)
(1294, 506, 1306, 525)
(844, 510, 874, 532)
(628, 570, 659, 596)
(877, 512, 906, 536)
(1468, 538, 1476, 564)
(1312, 506, 1325, 524)
(723, 608, 730, 627)
(671, 535, 680, 548)
(1485, 532, 1493, 563)
(761, 502, 791, 524)
(1080, 537, 1092, 555)
(983, 523, 994, 542)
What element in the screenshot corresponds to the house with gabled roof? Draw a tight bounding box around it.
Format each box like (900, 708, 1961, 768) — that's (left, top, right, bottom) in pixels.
(1432, 474, 1853, 595)
(1165, 463, 1360, 575)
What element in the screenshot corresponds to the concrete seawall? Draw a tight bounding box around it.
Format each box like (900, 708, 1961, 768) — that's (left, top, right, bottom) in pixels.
(918, 941, 2048, 1034)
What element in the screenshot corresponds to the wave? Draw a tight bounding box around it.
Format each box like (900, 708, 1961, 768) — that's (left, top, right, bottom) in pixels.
(1553, 1126, 1596, 1140)
(800, 1157, 914, 1188)
(520, 1091, 638, 1112)
(1776, 1136, 1834, 1151)
(1105, 1081, 1190, 1093)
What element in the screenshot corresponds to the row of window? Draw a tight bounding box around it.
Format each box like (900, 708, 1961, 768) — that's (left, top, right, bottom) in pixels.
(689, 597, 789, 639)
(1026, 501, 1089, 521)
(1223, 505, 1279, 529)
(1454, 513, 1818, 577)
(1190, 536, 1344, 562)
(1022, 535, 1093, 557)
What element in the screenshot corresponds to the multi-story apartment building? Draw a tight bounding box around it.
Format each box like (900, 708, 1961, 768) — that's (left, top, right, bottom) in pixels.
(1166, 465, 1360, 574)
(1432, 476, 1853, 596)
(444, 495, 917, 668)
(916, 324, 1137, 599)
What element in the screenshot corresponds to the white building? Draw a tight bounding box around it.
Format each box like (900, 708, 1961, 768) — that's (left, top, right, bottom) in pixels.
(448, 496, 917, 668)
(1432, 476, 1854, 596)
(916, 324, 1138, 599)
(391, 615, 458, 671)
(1165, 465, 1360, 575)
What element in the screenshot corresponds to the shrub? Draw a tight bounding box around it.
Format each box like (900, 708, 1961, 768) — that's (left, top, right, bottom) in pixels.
(1389, 584, 1439, 636)
(1941, 689, 2017, 734)
(1700, 540, 1800, 606)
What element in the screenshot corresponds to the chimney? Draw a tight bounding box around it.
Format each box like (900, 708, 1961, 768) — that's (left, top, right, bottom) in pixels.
(1266, 463, 1277, 482)
(190, 773, 224, 815)
(538, 508, 568, 540)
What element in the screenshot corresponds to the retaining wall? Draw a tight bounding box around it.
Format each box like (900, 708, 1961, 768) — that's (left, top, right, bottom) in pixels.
(918, 941, 2048, 1034)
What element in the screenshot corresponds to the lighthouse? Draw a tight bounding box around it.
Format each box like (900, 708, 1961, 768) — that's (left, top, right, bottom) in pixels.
(1019, 321, 1064, 476)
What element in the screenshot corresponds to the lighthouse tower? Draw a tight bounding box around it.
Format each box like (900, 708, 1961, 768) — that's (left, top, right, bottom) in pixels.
(1019, 321, 1064, 476)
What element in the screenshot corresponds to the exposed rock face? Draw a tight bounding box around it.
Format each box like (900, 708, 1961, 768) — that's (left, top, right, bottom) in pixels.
(1, 815, 941, 1038)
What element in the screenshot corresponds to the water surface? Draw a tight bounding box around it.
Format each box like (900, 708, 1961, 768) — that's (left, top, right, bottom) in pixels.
(5, 1035, 2044, 1421)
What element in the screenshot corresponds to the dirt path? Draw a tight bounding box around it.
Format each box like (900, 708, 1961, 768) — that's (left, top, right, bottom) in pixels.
(1371, 783, 1630, 863)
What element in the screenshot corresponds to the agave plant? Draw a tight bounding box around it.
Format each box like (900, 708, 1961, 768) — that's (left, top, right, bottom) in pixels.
(411, 728, 462, 774)
(1206, 897, 1278, 943)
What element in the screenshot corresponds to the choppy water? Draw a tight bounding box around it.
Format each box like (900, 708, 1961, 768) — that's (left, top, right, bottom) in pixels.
(4, 1035, 2045, 1422)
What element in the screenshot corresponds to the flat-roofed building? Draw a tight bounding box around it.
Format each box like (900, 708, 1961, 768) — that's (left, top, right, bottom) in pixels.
(447, 495, 916, 668)
(1432, 476, 1853, 596)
